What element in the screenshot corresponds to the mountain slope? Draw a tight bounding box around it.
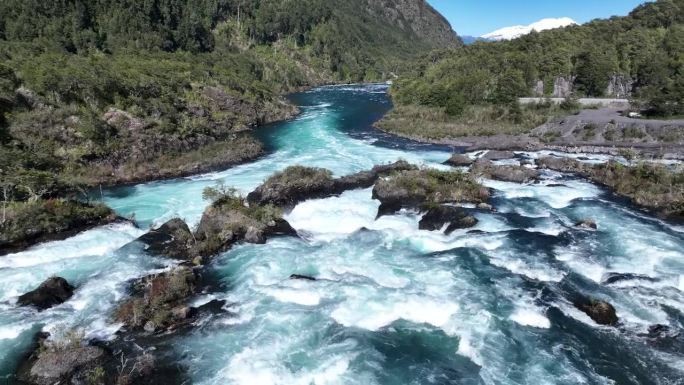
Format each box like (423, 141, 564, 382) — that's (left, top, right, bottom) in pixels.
(482, 17, 577, 40)
(0, 0, 459, 195)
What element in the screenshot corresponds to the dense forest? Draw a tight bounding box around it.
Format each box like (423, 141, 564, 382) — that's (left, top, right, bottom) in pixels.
(0, 0, 457, 192)
(390, 0, 684, 120)
(0, 0, 457, 244)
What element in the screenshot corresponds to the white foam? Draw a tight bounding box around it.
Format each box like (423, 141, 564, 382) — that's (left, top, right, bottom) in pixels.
(264, 288, 321, 306)
(0, 223, 143, 269)
(331, 294, 458, 331)
(510, 307, 551, 329)
(0, 324, 30, 340)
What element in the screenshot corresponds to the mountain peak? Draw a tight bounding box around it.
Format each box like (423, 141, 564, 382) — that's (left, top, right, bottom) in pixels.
(482, 17, 577, 40)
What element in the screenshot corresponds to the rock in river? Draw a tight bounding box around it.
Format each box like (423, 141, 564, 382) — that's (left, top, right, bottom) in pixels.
(17, 277, 75, 310)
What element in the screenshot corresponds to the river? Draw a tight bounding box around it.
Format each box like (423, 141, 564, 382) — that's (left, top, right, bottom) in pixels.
(1, 84, 683, 384)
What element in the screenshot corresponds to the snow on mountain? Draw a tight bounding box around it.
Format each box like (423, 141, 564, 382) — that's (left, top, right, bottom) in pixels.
(482, 17, 577, 41)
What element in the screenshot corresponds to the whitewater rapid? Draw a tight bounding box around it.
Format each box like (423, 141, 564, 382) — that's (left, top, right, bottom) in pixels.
(1, 84, 682, 384)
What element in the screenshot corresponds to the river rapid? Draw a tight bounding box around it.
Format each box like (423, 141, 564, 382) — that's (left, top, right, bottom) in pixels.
(1, 84, 683, 384)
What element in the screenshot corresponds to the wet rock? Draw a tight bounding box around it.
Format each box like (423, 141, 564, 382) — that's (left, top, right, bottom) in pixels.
(472, 160, 540, 184)
(536, 157, 583, 173)
(244, 226, 266, 244)
(334, 160, 417, 192)
(444, 154, 474, 167)
(575, 220, 598, 230)
(646, 324, 679, 340)
(477, 203, 494, 211)
(18, 277, 74, 310)
(290, 274, 317, 281)
(419, 205, 478, 234)
(575, 298, 619, 326)
(137, 218, 193, 259)
(193, 299, 227, 315)
(602, 272, 658, 285)
(482, 150, 516, 161)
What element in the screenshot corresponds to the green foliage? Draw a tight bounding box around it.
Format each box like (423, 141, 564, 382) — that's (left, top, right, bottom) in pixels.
(392, 0, 684, 123)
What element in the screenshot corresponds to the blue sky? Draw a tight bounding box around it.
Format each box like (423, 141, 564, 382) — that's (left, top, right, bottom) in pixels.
(427, 0, 647, 36)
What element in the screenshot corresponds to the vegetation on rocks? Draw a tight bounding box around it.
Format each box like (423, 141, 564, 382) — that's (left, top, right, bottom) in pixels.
(0, 199, 117, 255)
(471, 159, 540, 184)
(115, 267, 198, 333)
(372, 168, 490, 216)
(537, 157, 684, 218)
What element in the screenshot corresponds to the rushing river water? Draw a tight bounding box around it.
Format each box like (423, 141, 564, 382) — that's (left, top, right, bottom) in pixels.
(1, 84, 684, 384)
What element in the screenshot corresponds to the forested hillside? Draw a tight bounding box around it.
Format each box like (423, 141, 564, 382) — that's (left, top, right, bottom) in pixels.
(0, 0, 457, 248)
(0, 0, 457, 190)
(387, 0, 683, 129)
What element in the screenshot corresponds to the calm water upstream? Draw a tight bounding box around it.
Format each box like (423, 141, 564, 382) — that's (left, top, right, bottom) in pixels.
(1, 84, 683, 384)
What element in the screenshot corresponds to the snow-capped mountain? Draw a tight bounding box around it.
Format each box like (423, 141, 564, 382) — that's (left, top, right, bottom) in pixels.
(482, 17, 577, 41)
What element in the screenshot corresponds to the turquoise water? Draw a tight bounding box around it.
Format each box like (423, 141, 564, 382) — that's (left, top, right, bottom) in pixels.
(1, 84, 683, 384)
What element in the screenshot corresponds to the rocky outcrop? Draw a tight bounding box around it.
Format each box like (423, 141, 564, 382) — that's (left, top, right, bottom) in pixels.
(606, 75, 633, 98)
(17, 277, 75, 310)
(419, 205, 478, 234)
(536, 156, 583, 173)
(103, 108, 145, 132)
(471, 160, 540, 184)
(247, 161, 417, 207)
(444, 154, 474, 167)
(18, 342, 108, 385)
(575, 298, 619, 326)
(372, 168, 490, 216)
(0, 201, 122, 256)
(247, 166, 336, 207)
(136, 218, 194, 259)
(481, 150, 516, 161)
(553, 76, 575, 98)
(115, 267, 199, 333)
(193, 197, 296, 257)
(366, 0, 460, 49)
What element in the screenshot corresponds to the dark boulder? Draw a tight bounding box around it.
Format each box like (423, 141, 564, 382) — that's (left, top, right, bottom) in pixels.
(137, 218, 193, 259)
(18, 277, 74, 310)
(472, 160, 540, 184)
(290, 274, 317, 281)
(444, 154, 474, 167)
(419, 205, 478, 234)
(575, 298, 619, 326)
(602, 272, 657, 285)
(575, 220, 598, 230)
(247, 166, 336, 207)
(482, 150, 516, 161)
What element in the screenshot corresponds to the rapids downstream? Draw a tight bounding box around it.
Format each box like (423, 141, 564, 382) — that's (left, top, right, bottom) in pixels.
(1, 84, 683, 384)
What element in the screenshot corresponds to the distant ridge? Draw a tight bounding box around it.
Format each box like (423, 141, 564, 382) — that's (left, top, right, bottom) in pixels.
(482, 17, 577, 40)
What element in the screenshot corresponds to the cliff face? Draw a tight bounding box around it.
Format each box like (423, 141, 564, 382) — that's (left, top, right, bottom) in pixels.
(367, 0, 461, 48)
